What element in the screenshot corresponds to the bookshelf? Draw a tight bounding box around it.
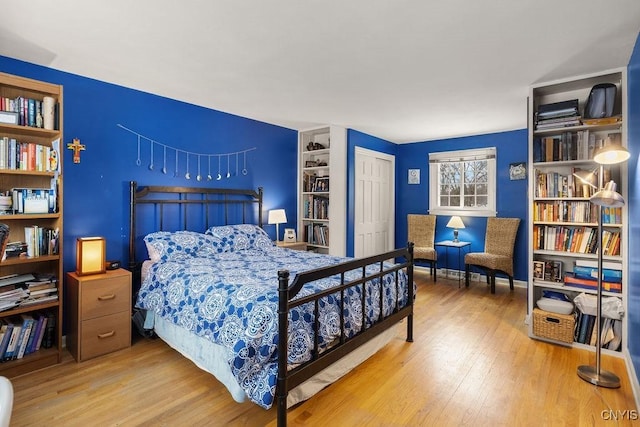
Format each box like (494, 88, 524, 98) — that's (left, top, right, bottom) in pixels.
(0, 72, 64, 376)
(527, 69, 627, 355)
(297, 126, 346, 256)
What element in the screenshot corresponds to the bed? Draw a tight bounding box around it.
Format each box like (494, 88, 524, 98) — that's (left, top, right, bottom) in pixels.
(128, 182, 415, 426)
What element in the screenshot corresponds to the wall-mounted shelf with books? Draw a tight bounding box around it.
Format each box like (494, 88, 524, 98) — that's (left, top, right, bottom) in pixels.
(0, 71, 64, 377)
(527, 68, 628, 356)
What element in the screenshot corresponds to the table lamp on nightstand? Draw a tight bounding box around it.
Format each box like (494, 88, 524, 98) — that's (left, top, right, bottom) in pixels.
(76, 237, 106, 275)
(446, 216, 465, 242)
(268, 209, 287, 242)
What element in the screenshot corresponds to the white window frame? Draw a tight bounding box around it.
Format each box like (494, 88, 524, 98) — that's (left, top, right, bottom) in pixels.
(428, 147, 497, 217)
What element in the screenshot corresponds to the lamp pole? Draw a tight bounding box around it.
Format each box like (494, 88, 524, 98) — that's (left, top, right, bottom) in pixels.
(577, 164, 620, 388)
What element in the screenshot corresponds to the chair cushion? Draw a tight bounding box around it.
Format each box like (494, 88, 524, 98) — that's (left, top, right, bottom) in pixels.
(414, 246, 436, 261)
(465, 252, 513, 276)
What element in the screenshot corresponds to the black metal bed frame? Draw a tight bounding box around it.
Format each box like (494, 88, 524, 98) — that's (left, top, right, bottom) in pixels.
(128, 181, 414, 427)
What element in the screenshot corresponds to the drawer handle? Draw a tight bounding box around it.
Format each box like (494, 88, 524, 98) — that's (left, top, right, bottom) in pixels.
(98, 331, 115, 339)
(98, 294, 116, 301)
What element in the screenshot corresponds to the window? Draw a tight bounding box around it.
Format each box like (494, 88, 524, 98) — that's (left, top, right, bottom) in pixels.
(428, 147, 496, 217)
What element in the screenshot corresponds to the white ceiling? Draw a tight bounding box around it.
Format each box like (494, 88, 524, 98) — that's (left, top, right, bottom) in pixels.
(2, 1, 640, 143)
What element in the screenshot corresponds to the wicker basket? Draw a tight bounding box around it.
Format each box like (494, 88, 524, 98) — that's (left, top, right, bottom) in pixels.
(533, 308, 575, 343)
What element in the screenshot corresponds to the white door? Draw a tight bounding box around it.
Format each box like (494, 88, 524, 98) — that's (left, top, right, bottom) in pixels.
(354, 148, 395, 258)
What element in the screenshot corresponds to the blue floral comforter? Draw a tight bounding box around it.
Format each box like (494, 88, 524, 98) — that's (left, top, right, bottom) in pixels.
(136, 228, 411, 409)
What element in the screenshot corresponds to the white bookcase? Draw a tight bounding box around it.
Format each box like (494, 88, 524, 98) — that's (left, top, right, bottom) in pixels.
(527, 68, 628, 355)
(297, 125, 346, 256)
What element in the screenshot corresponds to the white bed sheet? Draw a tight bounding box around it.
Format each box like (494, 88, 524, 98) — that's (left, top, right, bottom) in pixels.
(151, 312, 399, 408)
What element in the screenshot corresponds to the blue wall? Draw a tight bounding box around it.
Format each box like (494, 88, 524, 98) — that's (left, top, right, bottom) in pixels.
(395, 130, 529, 280)
(0, 56, 299, 276)
(626, 34, 640, 387)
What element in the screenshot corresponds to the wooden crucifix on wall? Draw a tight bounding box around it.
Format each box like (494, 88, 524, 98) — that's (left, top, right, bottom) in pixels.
(67, 138, 85, 163)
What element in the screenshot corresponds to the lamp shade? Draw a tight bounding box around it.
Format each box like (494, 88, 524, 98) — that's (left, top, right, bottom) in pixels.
(268, 209, 287, 225)
(446, 216, 465, 229)
(76, 237, 106, 275)
(591, 180, 625, 207)
(572, 169, 597, 189)
(593, 143, 630, 165)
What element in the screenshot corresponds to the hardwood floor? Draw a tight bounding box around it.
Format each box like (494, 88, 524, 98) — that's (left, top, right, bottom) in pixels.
(9, 271, 638, 426)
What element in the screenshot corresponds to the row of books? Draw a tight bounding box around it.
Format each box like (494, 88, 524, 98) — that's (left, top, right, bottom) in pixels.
(533, 130, 621, 163)
(533, 225, 621, 256)
(0, 311, 56, 361)
(533, 200, 621, 224)
(302, 195, 329, 220)
(24, 225, 60, 257)
(574, 312, 622, 350)
(9, 187, 57, 215)
(533, 132, 590, 162)
(0, 137, 58, 172)
(0, 95, 57, 129)
(533, 200, 598, 224)
(534, 167, 611, 199)
(304, 224, 329, 247)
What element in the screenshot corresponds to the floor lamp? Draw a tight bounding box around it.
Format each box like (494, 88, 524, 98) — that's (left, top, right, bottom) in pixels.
(574, 141, 629, 388)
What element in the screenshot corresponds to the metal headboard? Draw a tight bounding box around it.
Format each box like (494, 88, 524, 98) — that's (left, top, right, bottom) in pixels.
(128, 180, 263, 274)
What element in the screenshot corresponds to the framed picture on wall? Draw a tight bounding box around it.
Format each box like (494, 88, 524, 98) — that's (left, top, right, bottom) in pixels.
(509, 162, 527, 180)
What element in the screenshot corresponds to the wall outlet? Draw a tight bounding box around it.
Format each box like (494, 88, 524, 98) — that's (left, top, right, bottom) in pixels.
(471, 272, 480, 281)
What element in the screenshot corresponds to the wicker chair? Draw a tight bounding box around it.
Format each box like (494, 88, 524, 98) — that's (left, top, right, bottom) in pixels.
(464, 217, 520, 293)
(407, 214, 437, 281)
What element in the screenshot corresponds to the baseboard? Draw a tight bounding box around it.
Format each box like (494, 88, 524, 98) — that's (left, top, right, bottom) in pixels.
(415, 266, 527, 288)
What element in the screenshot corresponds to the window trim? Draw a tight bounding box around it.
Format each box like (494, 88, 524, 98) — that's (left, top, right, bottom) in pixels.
(428, 147, 497, 217)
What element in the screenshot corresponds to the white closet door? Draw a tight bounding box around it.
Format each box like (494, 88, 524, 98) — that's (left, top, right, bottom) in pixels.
(354, 147, 395, 258)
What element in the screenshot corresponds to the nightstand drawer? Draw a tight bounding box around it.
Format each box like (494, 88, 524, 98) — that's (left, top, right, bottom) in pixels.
(81, 276, 131, 320)
(80, 311, 131, 360)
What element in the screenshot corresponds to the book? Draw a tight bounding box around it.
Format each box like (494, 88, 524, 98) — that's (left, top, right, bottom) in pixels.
(573, 265, 622, 283)
(33, 313, 48, 352)
(577, 313, 594, 344)
(0, 321, 11, 359)
(41, 312, 56, 349)
(0, 273, 35, 288)
(16, 314, 35, 359)
(563, 272, 622, 293)
(4, 319, 21, 360)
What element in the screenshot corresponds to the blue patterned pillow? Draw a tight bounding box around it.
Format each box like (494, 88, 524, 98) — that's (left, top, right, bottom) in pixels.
(144, 231, 216, 262)
(204, 224, 273, 252)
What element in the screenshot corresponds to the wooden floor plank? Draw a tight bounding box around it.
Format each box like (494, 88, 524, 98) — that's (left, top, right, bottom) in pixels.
(8, 271, 638, 426)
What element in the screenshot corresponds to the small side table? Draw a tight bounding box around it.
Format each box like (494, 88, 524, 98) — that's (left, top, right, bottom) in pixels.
(276, 241, 308, 251)
(66, 269, 132, 362)
(435, 240, 471, 287)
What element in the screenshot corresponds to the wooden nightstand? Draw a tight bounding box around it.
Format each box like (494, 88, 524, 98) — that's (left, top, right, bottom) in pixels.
(66, 269, 132, 362)
(276, 241, 308, 251)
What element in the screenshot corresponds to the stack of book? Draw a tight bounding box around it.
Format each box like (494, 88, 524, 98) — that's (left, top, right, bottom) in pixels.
(564, 259, 622, 293)
(0, 273, 34, 312)
(535, 99, 581, 130)
(21, 277, 58, 306)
